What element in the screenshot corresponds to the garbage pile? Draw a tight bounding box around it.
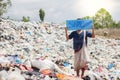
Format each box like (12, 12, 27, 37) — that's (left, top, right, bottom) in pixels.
(0, 19, 120, 80)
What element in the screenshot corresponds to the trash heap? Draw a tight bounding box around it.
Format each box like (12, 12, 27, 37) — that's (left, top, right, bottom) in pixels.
(0, 19, 120, 80)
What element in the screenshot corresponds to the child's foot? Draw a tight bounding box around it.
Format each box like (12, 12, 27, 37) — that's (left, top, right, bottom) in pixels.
(81, 76, 84, 79)
(75, 75, 79, 78)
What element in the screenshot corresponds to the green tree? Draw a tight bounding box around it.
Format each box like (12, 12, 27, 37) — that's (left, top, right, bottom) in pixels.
(22, 16, 30, 22)
(39, 9, 45, 22)
(0, 0, 11, 17)
(94, 8, 113, 29)
(116, 21, 120, 28)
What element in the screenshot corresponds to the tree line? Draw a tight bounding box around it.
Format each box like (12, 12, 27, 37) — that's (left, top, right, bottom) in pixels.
(0, 0, 120, 29)
(82, 8, 120, 29)
(0, 0, 45, 23)
(22, 9, 45, 22)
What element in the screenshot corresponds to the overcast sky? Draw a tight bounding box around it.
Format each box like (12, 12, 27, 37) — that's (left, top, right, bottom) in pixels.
(3, 0, 120, 23)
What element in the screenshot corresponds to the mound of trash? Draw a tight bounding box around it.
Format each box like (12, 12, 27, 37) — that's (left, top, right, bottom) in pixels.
(0, 19, 120, 80)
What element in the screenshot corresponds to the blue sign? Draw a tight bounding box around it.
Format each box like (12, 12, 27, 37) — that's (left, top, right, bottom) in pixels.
(66, 19, 93, 30)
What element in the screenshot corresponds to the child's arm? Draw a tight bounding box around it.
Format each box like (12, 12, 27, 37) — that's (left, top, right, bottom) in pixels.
(65, 27, 69, 41)
(92, 25, 95, 38)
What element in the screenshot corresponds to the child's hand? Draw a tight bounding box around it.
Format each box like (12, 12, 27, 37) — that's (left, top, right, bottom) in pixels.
(92, 25, 94, 29)
(65, 27, 68, 30)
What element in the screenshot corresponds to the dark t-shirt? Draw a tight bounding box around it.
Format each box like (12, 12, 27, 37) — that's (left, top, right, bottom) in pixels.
(69, 30, 92, 51)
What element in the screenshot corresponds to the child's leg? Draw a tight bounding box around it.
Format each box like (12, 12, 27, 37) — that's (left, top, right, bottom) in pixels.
(76, 70, 80, 77)
(81, 65, 87, 78)
(81, 68, 85, 78)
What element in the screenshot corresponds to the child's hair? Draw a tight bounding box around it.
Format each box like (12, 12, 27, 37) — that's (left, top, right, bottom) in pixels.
(77, 18, 82, 20)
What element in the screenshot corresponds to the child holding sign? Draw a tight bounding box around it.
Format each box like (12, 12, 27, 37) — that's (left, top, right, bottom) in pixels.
(65, 19, 95, 79)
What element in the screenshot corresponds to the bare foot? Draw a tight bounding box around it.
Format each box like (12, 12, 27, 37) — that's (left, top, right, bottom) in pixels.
(81, 76, 84, 79)
(75, 75, 79, 78)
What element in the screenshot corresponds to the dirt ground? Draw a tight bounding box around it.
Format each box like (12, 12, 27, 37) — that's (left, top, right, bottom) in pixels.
(94, 28, 120, 40)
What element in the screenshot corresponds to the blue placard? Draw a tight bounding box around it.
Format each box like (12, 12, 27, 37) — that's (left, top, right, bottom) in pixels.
(66, 19, 93, 30)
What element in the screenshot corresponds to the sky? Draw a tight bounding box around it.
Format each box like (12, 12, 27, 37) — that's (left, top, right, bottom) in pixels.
(3, 0, 120, 23)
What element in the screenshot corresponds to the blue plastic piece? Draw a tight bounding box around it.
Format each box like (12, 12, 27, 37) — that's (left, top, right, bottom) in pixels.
(64, 62, 69, 67)
(108, 63, 114, 69)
